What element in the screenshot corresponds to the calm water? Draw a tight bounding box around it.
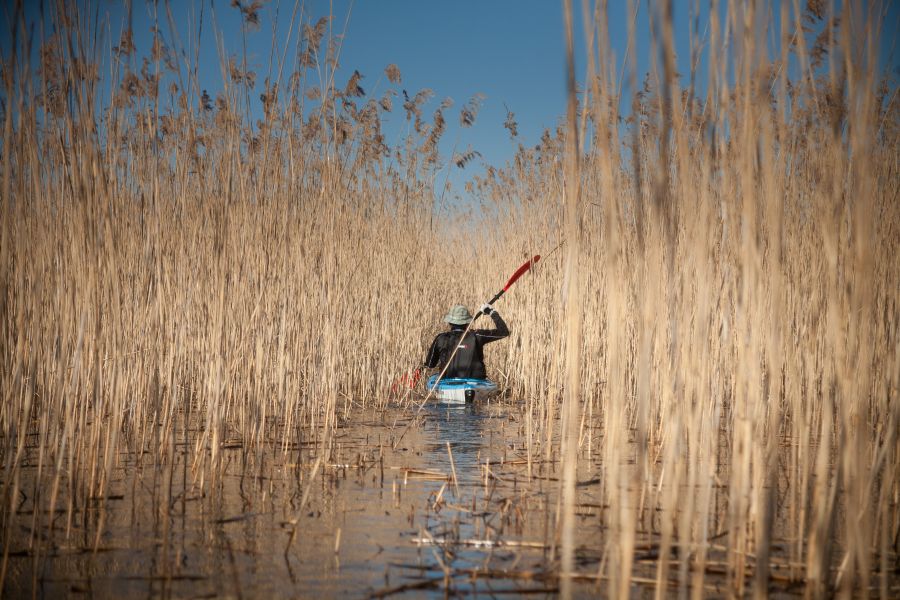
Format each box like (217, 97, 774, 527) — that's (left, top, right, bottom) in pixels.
(5, 400, 614, 598)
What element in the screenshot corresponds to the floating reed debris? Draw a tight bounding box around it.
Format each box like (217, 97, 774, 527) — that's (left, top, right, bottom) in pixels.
(411, 538, 549, 550)
(392, 467, 449, 481)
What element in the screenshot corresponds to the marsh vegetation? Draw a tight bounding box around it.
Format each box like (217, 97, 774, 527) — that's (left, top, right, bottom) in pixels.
(1, 0, 898, 597)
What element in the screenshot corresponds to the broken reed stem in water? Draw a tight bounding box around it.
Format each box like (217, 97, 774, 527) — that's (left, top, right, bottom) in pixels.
(446, 442, 460, 499)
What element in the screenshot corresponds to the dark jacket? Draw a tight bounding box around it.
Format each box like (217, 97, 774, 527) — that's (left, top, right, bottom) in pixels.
(424, 312, 510, 379)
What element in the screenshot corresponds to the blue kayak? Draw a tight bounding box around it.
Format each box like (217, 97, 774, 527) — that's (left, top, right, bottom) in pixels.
(426, 374, 499, 405)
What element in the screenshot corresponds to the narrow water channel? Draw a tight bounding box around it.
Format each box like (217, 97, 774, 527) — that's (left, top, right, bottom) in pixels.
(7, 400, 602, 598)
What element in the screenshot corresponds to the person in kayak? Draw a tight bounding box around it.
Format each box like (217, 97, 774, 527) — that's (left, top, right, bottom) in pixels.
(424, 304, 510, 380)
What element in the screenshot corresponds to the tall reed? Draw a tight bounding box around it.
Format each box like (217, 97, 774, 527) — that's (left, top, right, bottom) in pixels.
(0, 0, 480, 584)
(474, 1, 898, 596)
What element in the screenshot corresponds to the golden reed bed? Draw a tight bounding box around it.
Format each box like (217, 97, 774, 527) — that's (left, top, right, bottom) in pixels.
(1, 1, 897, 597)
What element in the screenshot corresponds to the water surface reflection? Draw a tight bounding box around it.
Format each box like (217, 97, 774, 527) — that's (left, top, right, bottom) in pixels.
(6, 402, 600, 598)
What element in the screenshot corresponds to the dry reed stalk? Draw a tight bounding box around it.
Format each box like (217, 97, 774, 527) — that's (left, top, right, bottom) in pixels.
(559, 1, 583, 598)
(446, 441, 459, 499)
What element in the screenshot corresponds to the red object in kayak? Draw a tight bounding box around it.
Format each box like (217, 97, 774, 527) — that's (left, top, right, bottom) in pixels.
(392, 368, 422, 392)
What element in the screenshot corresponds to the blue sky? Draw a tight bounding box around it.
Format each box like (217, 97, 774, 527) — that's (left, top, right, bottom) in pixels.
(4, 1, 899, 201)
(181, 0, 693, 174)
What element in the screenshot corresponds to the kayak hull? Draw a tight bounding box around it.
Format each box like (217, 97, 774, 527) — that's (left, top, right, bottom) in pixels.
(426, 375, 498, 405)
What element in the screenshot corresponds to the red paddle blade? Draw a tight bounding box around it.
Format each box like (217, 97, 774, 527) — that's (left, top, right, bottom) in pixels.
(503, 255, 541, 291)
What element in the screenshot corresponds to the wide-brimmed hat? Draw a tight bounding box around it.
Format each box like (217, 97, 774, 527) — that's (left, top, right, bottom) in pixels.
(443, 304, 473, 325)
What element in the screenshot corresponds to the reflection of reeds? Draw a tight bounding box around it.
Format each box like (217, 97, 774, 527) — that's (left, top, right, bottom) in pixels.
(0, 0, 897, 596)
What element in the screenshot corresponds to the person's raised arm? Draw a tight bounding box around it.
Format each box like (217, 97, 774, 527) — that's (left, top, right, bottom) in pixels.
(476, 304, 509, 341)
